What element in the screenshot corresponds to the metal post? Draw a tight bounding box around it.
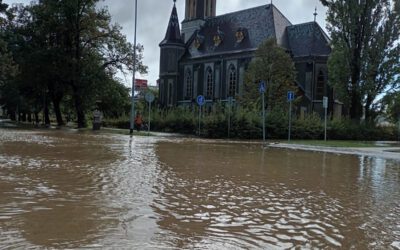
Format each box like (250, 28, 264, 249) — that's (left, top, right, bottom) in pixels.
(130, 0, 138, 135)
(262, 92, 266, 144)
(198, 106, 201, 136)
(148, 102, 151, 134)
(324, 106, 327, 141)
(288, 100, 292, 142)
(228, 105, 231, 138)
(228, 98, 231, 138)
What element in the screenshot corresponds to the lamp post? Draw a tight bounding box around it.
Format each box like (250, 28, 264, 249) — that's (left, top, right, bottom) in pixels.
(130, 0, 138, 135)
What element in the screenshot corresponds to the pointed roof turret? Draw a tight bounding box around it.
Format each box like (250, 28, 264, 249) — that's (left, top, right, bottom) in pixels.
(160, 2, 184, 46)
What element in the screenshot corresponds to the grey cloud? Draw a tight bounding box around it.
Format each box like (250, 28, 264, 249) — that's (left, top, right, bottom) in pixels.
(4, 0, 327, 87)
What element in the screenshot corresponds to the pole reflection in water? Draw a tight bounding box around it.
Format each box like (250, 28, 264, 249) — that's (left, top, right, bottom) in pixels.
(0, 129, 399, 249)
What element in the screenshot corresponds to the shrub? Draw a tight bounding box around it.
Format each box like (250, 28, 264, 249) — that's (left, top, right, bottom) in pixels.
(292, 113, 324, 139)
(103, 107, 398, 141)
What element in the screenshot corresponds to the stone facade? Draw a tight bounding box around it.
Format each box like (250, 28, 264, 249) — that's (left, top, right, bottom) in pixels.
(159, 1, 340, 116)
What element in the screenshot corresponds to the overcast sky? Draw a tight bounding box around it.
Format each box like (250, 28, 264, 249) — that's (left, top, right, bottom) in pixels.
(4, 0, 327, 87)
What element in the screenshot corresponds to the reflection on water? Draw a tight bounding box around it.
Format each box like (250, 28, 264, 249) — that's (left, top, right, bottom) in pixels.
(154, 141, 400, 249)
(0, 129, 399, 249)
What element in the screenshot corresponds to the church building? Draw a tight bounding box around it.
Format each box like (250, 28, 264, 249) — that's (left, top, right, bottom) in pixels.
(159, 0, 342, 117)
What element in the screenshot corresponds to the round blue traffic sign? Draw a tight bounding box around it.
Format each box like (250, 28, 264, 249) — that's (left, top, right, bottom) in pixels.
(197, 95, 206, 106)
(145, 92, 155, 103)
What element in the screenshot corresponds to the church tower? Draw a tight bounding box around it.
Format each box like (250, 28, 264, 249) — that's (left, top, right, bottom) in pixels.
(159, 1, 185, 107)
(182, 0, 216, 42)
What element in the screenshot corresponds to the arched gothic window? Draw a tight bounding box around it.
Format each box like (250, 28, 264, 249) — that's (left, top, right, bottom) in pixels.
(206, 67, 214, 98)
(316, 70, 325, 100)
(228, 64, 237, 97)
(185, 69, 193, 99)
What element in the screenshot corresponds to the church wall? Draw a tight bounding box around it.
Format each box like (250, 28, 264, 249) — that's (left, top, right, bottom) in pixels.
(178, 51, 253, 102)
(176, 52, 253, 106)
(160, 47, 185, 75)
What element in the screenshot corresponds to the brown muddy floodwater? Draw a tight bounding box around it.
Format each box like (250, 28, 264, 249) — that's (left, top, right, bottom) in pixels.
(0, 128, 399, 249)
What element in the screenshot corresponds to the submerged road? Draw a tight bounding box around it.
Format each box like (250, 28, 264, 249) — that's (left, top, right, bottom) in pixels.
(0, 128, 399, 249)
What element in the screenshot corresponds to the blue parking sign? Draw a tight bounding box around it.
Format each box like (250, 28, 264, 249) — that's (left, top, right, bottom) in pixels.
(287, 91, 295, 101)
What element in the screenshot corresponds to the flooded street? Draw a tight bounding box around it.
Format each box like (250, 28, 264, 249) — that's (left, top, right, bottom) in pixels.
(0, 128, 399, 249)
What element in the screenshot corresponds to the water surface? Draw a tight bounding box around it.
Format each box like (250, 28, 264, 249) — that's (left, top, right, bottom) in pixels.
(0, 128, 399, 249)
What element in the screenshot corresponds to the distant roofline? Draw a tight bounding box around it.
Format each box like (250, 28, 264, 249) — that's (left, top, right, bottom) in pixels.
(182, 4, 293, 27)
(211, 4, 272, 19)
(289, 21, 331, 41)
(270, 4, 293, 26)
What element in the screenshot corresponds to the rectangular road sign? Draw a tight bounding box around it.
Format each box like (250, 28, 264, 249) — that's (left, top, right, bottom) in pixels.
(287, 91, 295, 101)
(259, 81, 266, 93)
(323, 96, 328, 109)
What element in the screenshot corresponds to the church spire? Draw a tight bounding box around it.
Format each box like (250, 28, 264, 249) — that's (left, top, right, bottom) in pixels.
(160, 1, 183, 45)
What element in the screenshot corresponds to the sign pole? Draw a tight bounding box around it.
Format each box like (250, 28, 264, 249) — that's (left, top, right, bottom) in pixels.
(288, 100, 292, 142)
(324, 107, 327, 141)
(262, 91, 266, 144)
(228, 104, 231, 138)
(148, 101, 151, 134)
(323, 96, 328, 141)
(228, 97, 232, 138)
(196, 95, 205, 136)
(259, 80, 266, 145)
(198, 106, 201, 136)
(287, 91, 294, 142)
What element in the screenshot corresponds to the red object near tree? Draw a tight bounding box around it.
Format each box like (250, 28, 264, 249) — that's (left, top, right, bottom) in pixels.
(135, 79, 148, 90)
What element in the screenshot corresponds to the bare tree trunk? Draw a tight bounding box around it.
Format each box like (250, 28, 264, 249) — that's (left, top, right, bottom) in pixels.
(44, 103, 50, 126)
(52, 97, 64, 126)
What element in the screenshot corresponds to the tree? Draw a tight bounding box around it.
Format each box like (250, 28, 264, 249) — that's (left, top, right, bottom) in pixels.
(3, 0, 147, 127)
(0, 0, 18, 114)
(321, 0, 400, 122)
(58, 0, 147, 128)
(242, 38, 297, 111)
(382, 91, 400, 123)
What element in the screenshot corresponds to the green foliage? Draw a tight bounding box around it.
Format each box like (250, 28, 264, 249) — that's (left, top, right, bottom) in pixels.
(382, 91, 400, 123)
(321, 0, 400, 121)
(292, 113, 324, 140)
(104, 106, 397, 141)
(0, 1, 18, 106)
(0, 0, 147, 127)
(242, 38, 297, 110)
(328, 118, 395, 141)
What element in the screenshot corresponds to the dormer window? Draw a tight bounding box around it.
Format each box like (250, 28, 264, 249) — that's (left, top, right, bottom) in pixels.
(194, 38, 201, 49)
(213, 35, 222, 47)
(193, 34, 204, 49)
(235, 29, 245, 43)
(213, 27, 224, 47)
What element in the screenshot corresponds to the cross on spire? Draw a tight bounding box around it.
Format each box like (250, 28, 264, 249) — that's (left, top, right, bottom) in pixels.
(314, 7, 318, 22)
